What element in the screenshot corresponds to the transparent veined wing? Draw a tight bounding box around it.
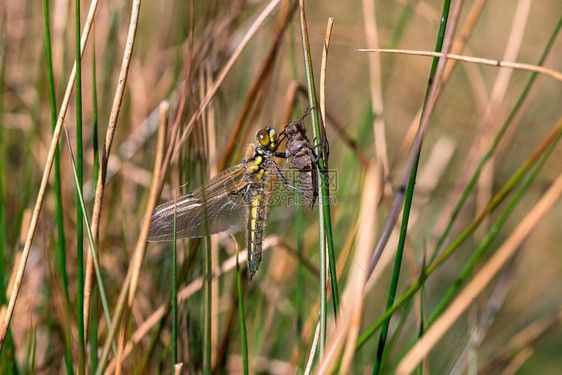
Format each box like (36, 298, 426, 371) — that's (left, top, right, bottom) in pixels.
(146, 165, 248, 242)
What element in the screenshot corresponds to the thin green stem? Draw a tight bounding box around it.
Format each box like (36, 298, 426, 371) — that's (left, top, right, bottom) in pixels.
(89, 288, 98, 373)
(236, 247, 249, 375)
(416, 256, 426, 375)
(63, 126, 119, 359)
(75, 0, 85, 372)
(42, 0, 73, 372)
(297, 0, 338, 356)
(372, 155, 420, 374)
(172, 201, 178, 367)
(0, 11, 19, 375)
(204, 237, 212, 374)
(89, 18, 99, 375)
(372, 1, 451, 372)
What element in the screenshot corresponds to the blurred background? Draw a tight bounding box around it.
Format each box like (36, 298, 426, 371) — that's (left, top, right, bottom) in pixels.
(0, 0, 561, 373)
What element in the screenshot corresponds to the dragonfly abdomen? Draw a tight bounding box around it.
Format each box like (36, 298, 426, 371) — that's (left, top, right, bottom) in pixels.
(246, 185, 267, 281)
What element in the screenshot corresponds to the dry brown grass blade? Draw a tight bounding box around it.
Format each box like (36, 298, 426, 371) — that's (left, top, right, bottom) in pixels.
(316, 164, 381, 374)
(475, 0, 531, 239)
(358, 49, 562, 82)
(128, 103, 169, 302)
(320, 17, 334, 135)
(83, 0, 142, 334)
(112, 102, 168, 374)
(0, 0, 100, 352)
(396, 173, 562, 375)
(338, 164, 381, 373)
(362, 0, 389, 176)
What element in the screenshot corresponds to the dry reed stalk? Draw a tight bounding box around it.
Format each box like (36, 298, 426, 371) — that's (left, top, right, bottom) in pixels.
(358, 49, 562, 82)
(362, 0, 389, 176)
(113, 101, 168, 374)
(314, 164, 380, 373)
(320, 17, 334, 140)
(84, 0, 142, 335)
(475, 0, 532, 240)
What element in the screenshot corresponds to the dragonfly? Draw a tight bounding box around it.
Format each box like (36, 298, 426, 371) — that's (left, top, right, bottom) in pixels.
(147, 126, 292, 281)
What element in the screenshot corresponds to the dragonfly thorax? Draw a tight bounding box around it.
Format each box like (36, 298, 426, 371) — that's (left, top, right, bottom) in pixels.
(243, 144, 270, 183)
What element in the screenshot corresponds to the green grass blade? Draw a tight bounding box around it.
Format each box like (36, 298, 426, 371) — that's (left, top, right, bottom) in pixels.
(297, 0, 339, 356)
(205, 238, 212, 374)
(63, 127, 119, 359)
(172, 201, 178, 367)
(236, 245, 249, 375)
(74, 0, 85, 372)
(89, 19, 100, 375)
(42, 1, 73, 372)
(0, 11, 20, 375)
(372, 1, 452, 372)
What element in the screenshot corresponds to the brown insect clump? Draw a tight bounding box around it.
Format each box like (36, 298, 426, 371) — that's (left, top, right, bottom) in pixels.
(281, 108, 319, 210)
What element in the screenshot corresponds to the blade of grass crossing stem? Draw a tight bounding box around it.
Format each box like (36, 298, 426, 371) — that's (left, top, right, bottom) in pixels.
(90, 20, 100, 374)
(42, 0, 73, 372)
(356, 118, 562, 353)
(298, 1, 338, 356)
(372, 1, 451, 371)
(0, 13, 19, 374)
(63, 126, 118, 359)
(427, 125, 562, 328)
(236, 245, 249, 375)
(428, 15, 562, 265)
(389, 127, 562, 369)
(74, 0, 85, 372)
(172, 201, 178, 367)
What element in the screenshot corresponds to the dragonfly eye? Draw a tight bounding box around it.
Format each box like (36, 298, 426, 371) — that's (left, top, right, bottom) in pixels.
(257, 128, 270, 148)
(267, 128, 278, 149)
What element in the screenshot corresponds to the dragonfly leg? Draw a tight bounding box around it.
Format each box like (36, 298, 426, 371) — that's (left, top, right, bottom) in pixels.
(270, 161, 304, 192)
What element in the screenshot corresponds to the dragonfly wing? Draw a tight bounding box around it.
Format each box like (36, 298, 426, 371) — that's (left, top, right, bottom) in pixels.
(146, 165, 248, 242)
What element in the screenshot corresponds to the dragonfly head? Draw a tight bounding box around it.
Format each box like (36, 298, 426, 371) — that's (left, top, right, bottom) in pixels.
(256, 127, 278, 151)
